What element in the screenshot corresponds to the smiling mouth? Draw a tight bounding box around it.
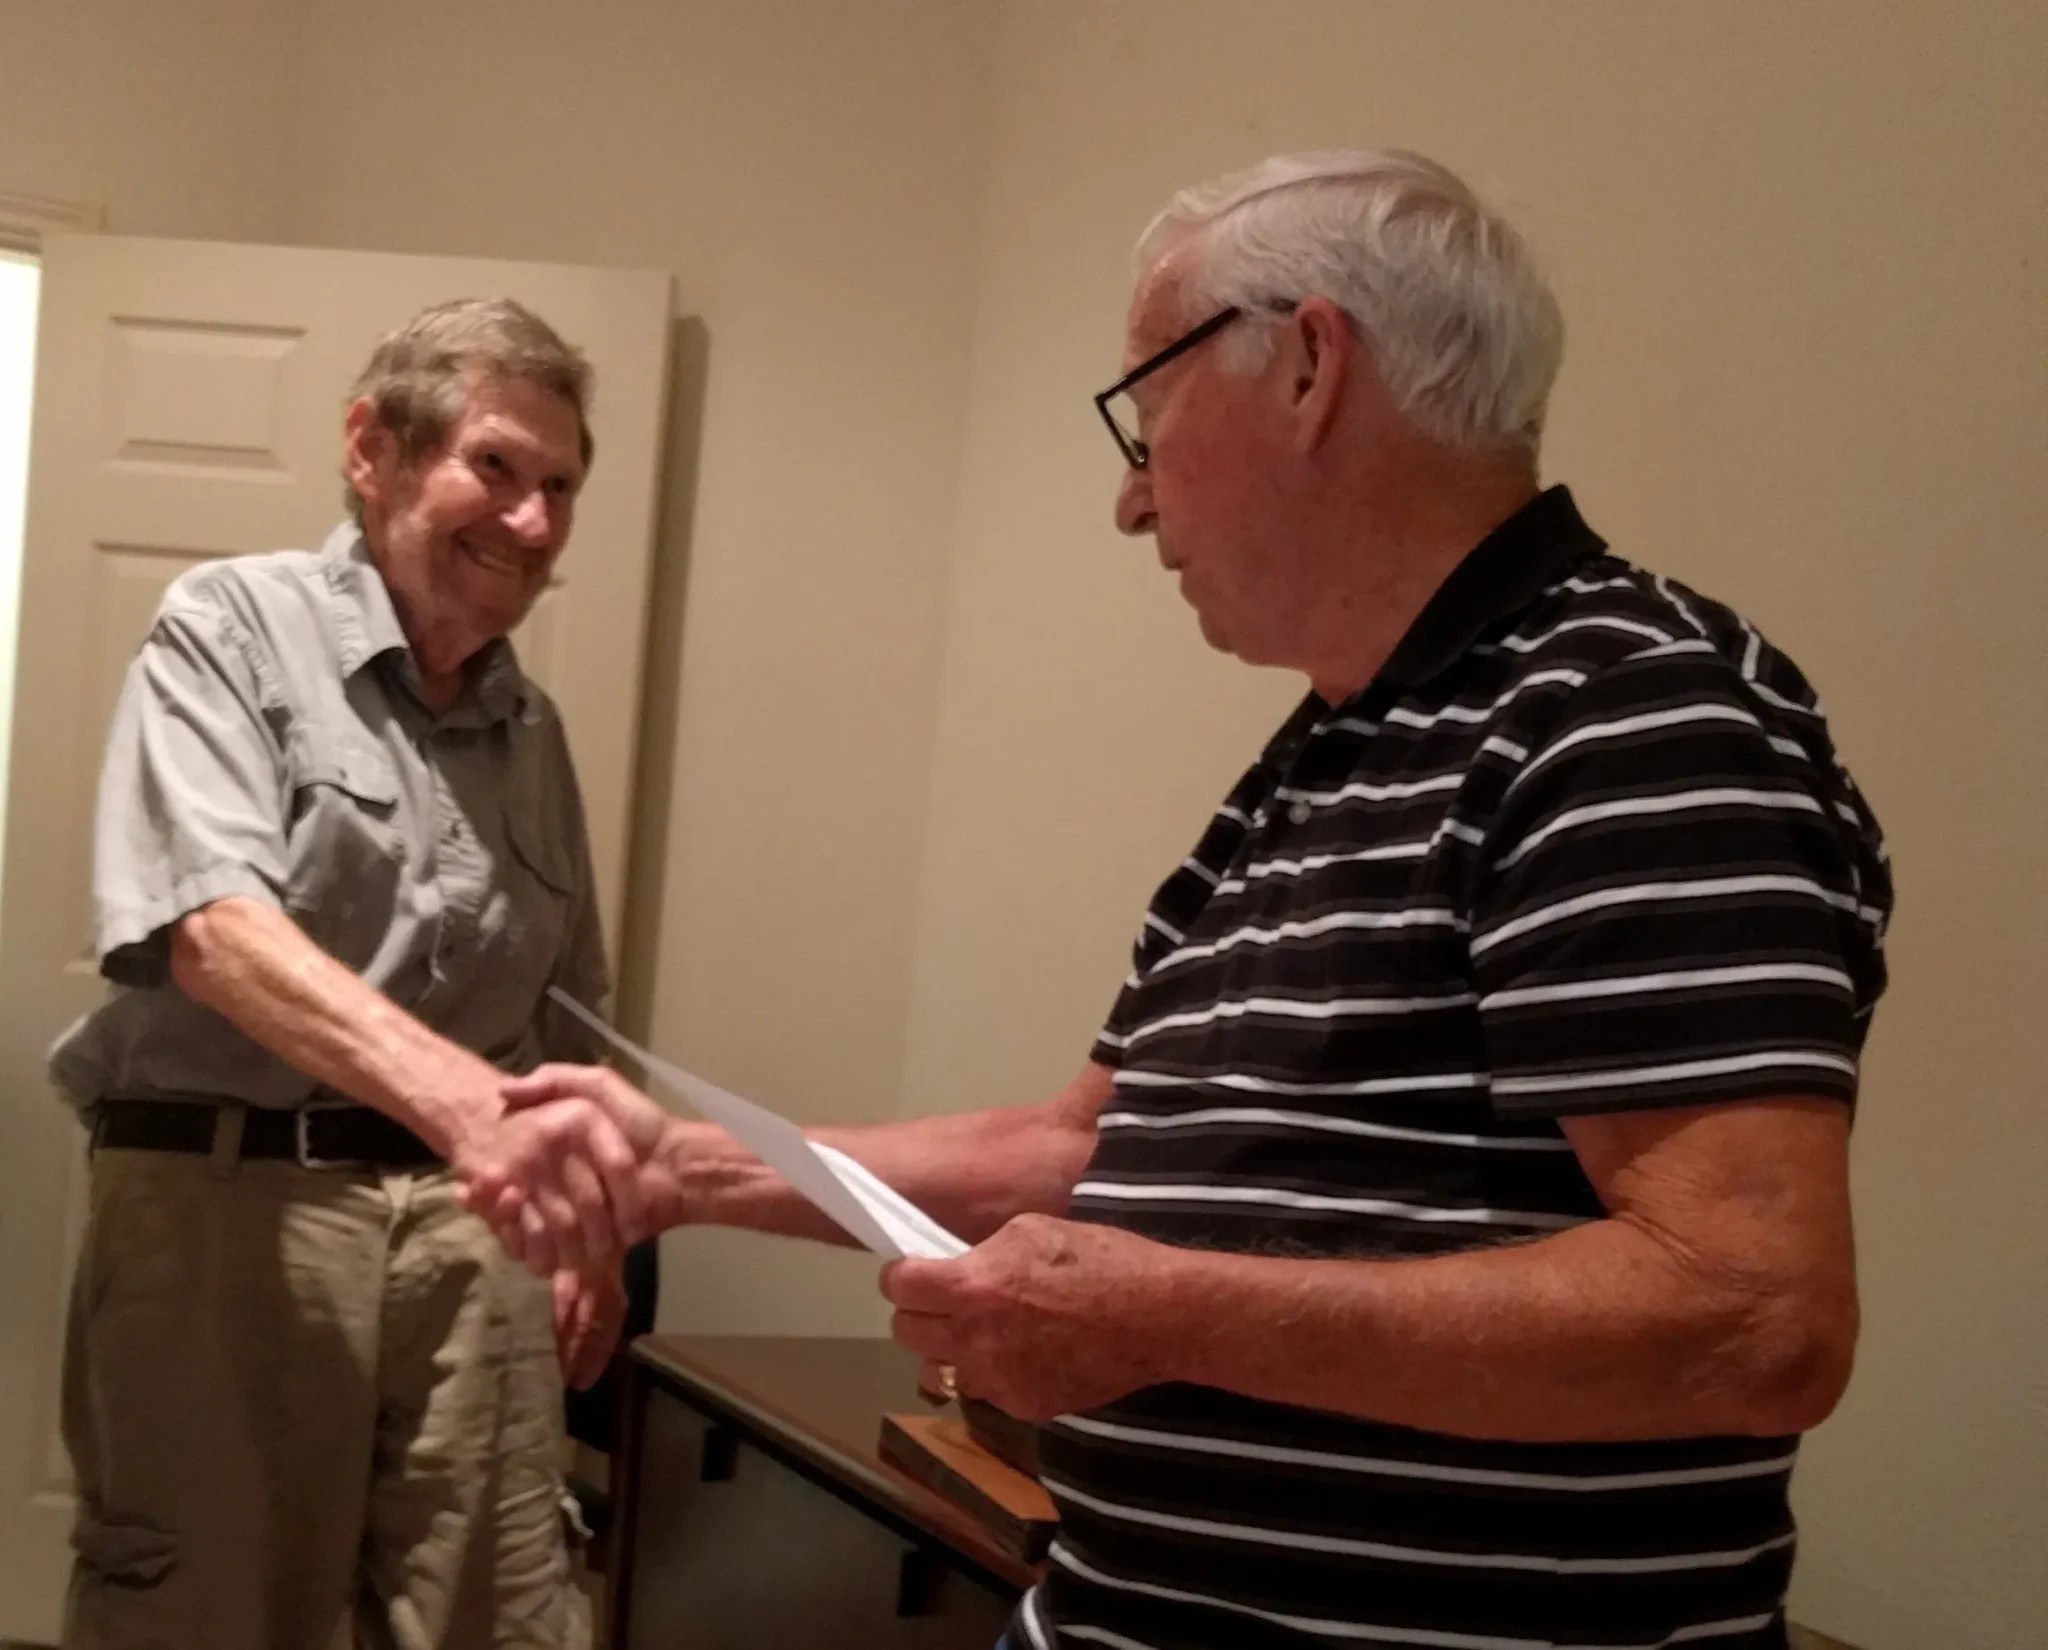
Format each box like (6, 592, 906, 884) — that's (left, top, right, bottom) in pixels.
(456, 535, 532, 581)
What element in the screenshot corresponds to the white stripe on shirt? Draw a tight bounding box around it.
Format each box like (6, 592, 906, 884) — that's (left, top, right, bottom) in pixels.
(1042, 1475, 1798, 1575)
(1479, 961, 1854, 1012)
(1072, 1179, 1584, 1230)
(1051, 1412, 1798, 1492)
(1096, 1105, 1572, 1153)
(1491, 1048, 1858, 1099)
(1493, 786, 1825, 872)
(1470, 873, 1840, 957)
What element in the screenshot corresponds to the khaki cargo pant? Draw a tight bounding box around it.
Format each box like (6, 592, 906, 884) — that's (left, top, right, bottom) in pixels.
(62, 1132, 590, 1650)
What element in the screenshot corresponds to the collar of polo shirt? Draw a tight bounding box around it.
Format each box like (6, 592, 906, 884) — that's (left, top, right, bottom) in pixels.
(1376, 486, 1607, 693)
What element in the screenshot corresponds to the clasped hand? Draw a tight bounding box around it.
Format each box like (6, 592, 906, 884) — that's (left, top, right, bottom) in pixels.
(881, 1214, 1177, 1421)
(453, 1063, 681, 1275)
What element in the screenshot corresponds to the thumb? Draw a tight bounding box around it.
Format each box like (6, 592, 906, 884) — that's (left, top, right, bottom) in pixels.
(879, 1256, 958, 1311)
(503, 1063, 605, 1111)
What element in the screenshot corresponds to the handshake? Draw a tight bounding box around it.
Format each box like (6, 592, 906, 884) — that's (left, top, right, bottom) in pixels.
(451, 1064, 687, 1276)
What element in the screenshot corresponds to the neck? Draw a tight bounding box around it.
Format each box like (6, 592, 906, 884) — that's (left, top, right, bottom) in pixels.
(387, 597, 473, 713)
(415, 662, 467, 714)
(1300, 459, 1539, 704)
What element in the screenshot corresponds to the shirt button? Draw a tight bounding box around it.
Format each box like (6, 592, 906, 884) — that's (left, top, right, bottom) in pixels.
(1288, 801, 1311, 825)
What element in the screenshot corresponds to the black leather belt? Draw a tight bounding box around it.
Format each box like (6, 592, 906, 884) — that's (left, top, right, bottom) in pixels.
(92, 1097, 442, 1169)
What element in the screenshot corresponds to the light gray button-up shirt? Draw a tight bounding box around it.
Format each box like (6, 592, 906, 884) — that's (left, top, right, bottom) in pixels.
(49, 523, 610, 1108)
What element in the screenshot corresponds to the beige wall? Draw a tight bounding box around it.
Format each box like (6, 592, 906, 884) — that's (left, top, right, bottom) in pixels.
(1, 3, 2041, 1646)
(905, 6, 2045, 1650)
(0, 0, 295, 241)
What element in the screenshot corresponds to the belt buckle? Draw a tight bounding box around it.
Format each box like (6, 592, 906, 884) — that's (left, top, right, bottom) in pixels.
(294, 1099, 366, 1171)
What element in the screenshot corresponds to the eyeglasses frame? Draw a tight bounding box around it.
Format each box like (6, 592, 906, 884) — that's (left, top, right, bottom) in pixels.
(1092, 305, 1246, 471)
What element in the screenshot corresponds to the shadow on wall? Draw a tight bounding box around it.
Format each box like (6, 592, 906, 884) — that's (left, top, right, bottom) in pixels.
(614, 314, 710, 1045)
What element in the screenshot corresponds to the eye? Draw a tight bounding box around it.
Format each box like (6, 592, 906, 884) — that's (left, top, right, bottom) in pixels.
(475, 449, 511, 478)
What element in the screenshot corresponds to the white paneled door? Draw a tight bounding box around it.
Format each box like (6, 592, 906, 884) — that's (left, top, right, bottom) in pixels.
(0, 234, 673, 1640)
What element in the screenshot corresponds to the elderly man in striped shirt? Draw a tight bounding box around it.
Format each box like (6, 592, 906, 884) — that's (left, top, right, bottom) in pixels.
(469, 150, 1891, 1650)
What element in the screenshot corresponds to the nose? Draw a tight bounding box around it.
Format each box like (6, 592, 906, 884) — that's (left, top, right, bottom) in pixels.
(502, 488, 556, 549)
(1114, 465, 1156, 537)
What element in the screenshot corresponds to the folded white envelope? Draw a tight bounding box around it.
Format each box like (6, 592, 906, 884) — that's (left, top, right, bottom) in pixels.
(546, 988, 969, 1261)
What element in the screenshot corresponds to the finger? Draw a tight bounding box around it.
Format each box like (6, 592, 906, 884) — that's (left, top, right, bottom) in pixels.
(916, 1357, 957, 1403)
(561, 1321, 593, 1388)
(593, 1075, 670, 1154)
(580, 1114, 650, 1248)
(518, 1201, 560, 1278)
(460, 1166, 520, 1217)
(490, 1180, 527, 1231)
(888, 1307, 956, 1362)
(484, 1183, 530, 1255)
(572, 1278, 597, 1349)
(580, 1289, 612, 1385)
(558, 1148, 614, 1267)
(502, 1063, 607, 1111)
(518, 1125, 599, 1271)
(567, 1289, 610, 1390)
(478, 1182, 531, 1267)
(879, 1257, 958, 1311)
(530, 1175, 589, 1273)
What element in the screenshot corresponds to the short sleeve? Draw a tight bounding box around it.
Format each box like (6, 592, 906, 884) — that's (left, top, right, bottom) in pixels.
(1091, 977, 1142, 1071)
(93, 603, 290, 986)
(1471, 644, 1890, 1120)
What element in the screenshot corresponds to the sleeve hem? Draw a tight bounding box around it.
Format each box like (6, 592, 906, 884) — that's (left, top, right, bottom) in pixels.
(98, 864, 286, 987)
(1089, 1037, 1127, 1071)
(1491, 1071, 1858, 1122)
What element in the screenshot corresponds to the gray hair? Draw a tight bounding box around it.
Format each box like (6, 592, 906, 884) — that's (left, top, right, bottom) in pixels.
(343, 296, 594, 520)
(1136, 149, 1563, 457)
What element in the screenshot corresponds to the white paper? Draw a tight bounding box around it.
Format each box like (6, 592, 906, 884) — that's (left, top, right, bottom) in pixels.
(546, 988, 968, 1260)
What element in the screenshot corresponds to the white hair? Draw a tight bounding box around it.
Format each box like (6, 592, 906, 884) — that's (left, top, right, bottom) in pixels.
(1136, 149, 1564, 457)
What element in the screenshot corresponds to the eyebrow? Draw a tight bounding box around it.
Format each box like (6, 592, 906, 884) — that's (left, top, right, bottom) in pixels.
(466, 423, 584, 479)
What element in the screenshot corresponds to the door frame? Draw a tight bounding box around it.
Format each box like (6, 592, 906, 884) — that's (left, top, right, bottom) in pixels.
(0, 192, 102, 254)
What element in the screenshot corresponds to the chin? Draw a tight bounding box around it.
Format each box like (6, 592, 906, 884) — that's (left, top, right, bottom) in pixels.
(449, 590, 537, 645)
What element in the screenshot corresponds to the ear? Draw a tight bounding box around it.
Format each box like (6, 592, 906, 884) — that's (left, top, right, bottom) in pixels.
(1278, 295, 1353, 453)
(343, 397, 396, 510)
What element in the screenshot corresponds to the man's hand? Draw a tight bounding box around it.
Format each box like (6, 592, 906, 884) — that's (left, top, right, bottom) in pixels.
(880, 1213, 1182, 1421)
(553, 1261, 629, 1391)
(456, 1064, 685, 1276)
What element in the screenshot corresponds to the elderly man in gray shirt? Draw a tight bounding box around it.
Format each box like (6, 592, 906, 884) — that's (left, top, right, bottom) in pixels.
(48, 298, 618, 1650)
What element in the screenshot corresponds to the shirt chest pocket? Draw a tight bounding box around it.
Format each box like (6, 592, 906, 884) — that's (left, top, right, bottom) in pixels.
(283, 743, 405, 973)
(478, 804, 576, 1011)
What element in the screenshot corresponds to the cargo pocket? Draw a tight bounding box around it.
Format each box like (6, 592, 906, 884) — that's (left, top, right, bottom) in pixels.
(72, 1503, 177, 1586)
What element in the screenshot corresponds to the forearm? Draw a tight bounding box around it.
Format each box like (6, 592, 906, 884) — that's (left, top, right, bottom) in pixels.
(659, 1075, 1105, 1247)
(169, 896, 502, 1155)
(1138, 1215, 1854, 1442)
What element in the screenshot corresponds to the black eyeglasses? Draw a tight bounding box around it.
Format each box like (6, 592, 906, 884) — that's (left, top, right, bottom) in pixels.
(1093, 306, 1244, 470)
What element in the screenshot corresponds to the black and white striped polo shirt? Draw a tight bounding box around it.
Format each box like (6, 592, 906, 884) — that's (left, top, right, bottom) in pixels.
(1019, 486, 1892, 1650)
